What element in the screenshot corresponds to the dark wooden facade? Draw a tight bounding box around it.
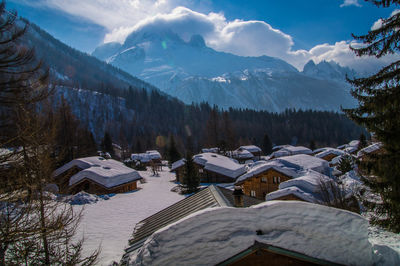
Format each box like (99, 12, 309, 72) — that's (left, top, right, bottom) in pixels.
(319, 153, 338, 162)
(174, 163, 235, 184)
(268, 193, 306, 202)
(218, 242, 329, 266)
(69, 178, 138, 195)
(236, 169, 292, 200)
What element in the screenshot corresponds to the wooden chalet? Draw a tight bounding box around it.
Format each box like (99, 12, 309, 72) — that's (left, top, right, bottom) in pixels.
(315, 148, 345, 162)
(238, 145, 262, 160)
(52, 156, 143, 195)
(235, 161, 298, 200)
(170, 153, 247, 183)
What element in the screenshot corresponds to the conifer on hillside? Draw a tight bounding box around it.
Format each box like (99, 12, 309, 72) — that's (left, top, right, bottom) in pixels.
(344, 0, 400, 232)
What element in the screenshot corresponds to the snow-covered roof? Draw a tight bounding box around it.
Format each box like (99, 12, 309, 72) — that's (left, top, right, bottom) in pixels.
(349, 140, 360, 147)
(236, 160, 299, 184)
(53, 157, 143, 188)
(129, 201, 375, 266)
(315, 148, 345, 159)
(344, 145, 358, 154)
(357, 142, 382, 158)
(266, 186, 319, 203)
(278, 170, 331, 193)
(271, 145, 312, 158)
(277, 154, 331, 176)
(230, 149, 254, 159)
(239, 145, 262, 153)
(312, 147, 329, 154)
(201, 147, 219, 153)
(131, 150, 161, 162)
(170, 158, 185, 172)
(193, 153, 246, 179)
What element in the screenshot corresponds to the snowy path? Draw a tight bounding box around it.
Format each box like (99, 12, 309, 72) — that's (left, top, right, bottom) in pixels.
(75, 168, 184, 265)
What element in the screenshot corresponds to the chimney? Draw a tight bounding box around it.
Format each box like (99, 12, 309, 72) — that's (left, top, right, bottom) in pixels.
(233, 186, 244, 208)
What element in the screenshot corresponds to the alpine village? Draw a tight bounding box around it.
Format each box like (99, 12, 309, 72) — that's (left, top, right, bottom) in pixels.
(1, 0, 400, 265)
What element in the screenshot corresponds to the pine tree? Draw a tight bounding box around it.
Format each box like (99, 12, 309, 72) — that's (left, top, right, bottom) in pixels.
(167, 135, 181, 166)
(343, 0, 400, 232)
(101, 131, 114, 157)
(262, 133, 273, 155)
(309, 140, 316, 151)
(181, 152, 199, 194)
(337, 154, 353, 174)
(358, 133, 367, 150)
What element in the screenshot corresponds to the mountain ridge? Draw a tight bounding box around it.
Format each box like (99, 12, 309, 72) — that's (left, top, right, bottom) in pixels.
(92, 28, 357, 112)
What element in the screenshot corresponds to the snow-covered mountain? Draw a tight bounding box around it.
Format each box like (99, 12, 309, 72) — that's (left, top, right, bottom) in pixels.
(93, 29, 357, 112)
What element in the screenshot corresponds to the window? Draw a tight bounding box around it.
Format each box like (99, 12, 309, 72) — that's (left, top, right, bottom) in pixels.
(250, 190, 256, 197)
(273, 176, 277, 184)
(278, 176, 281, 183)
(261, 177, 267, 183)
(198, 168, 203, 173)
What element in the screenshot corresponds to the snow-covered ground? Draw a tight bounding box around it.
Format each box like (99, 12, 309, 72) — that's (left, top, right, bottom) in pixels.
(74, 168, 184, 265)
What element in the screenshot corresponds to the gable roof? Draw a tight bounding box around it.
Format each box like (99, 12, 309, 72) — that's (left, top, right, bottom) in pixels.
(271, 145, 312, 158)
(357, 142, 382, 158)
(53, 157, 142, 189)
(277, 154, 331, 176)
(121, 185, 262, 264)
(239, 145, 262, 153)
(170, 158, 185, 172)
(315, 148, 345, 159)
(235, 160, 299, 184)
(193, 153, 246, 179)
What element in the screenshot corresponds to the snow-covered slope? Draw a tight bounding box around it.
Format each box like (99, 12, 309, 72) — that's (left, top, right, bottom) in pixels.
(93, 29, 357, 112)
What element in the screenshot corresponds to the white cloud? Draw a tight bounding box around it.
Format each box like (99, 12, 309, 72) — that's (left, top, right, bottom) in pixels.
(26, 0, 393, 73)
(340, 0, 361, 8)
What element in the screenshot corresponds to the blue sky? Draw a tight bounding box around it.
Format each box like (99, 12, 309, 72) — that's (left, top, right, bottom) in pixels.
(7, 0, 397, 72)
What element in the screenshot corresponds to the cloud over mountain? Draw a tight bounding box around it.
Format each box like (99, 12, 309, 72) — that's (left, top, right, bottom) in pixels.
(24, 0, 397, 73)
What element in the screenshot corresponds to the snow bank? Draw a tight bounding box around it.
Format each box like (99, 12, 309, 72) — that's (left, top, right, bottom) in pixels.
(61, 191, 105, 205)
(130, 201, 378, 265)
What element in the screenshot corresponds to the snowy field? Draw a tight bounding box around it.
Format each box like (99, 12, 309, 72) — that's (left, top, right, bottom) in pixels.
(74, 168, 184, 265)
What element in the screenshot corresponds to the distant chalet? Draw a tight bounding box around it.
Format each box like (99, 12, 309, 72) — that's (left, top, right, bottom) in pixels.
(171, 153, 247, 183)
(53, 156, 143, 195)
(235, 154, 330, 200)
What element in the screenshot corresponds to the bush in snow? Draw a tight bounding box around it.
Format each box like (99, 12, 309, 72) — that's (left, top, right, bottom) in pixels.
(61, 192, 103, 205)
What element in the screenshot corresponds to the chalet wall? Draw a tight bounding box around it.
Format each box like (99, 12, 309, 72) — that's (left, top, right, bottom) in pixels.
(270, 194, 306, 202)
(227, 248, 319, 266)
(175, 163, 234, 184)
(240, 169, 291, 200)
(320, 153, 337, 162)
(54, 166, 82, 193)
(69, 178, 138, 195)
